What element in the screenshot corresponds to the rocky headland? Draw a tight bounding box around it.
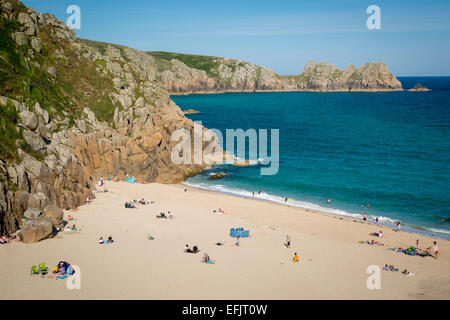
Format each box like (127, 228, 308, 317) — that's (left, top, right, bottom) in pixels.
(148, 52, 403, 94)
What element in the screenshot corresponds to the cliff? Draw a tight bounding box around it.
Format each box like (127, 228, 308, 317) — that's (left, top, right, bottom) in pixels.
(0, 0, 217, 236)
(147, 52, 403, 94)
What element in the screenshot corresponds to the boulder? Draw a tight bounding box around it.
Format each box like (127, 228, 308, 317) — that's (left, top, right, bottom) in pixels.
(47, 67, 56, 77)
(43, 204, 64, 229)
(23, 130, 46, 151)
(19, 215, 53, 243)
(208, 171, 226, 180)
(19, 110, 38, 131)
(23, 208, 42, 220)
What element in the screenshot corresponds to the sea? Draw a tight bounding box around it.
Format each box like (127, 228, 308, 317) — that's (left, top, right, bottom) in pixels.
(171, 77, 450, 240)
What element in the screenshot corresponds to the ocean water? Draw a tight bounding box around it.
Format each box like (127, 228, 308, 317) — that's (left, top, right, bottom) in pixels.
(171, 77, 450, 239)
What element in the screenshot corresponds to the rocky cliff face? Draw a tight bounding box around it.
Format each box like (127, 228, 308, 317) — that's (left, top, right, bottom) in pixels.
(148, 53, 402, 94)
(0, 0, 216, 236)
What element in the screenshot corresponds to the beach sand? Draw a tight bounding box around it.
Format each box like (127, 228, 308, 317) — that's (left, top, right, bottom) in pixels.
(0, 181, 449, 299)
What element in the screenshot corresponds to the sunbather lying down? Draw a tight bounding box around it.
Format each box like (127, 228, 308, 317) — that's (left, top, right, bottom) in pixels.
(99, 235, 114, 244)
(139, 198, 154, 205)
(383, 264, 399, 272)
(184, 244, 199, 253)
(156, 212, 166, 219)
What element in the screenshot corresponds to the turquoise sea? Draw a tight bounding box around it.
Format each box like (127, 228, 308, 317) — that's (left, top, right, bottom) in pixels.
(172, 77, 450, 239)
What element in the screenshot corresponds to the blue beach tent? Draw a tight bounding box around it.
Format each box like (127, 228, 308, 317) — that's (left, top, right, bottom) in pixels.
(125, 176, 135, 183)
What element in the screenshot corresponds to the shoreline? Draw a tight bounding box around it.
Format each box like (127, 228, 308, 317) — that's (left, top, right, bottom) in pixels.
(170, 88, 404, 96)
(181, 181, 450, 241)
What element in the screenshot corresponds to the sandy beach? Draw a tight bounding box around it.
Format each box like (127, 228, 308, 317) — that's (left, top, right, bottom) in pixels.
(0, 181, 449, 300)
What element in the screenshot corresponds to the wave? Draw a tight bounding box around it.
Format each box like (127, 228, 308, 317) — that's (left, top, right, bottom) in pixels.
(182, 181, 450, 239)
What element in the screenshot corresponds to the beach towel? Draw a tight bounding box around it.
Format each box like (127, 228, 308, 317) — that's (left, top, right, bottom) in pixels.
(229, 228, 250, 238)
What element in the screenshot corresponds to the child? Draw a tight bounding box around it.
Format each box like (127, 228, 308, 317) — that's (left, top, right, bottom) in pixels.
(293, 253, 299, 262)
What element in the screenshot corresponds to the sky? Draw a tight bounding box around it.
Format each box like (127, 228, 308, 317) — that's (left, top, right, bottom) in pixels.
(22, 0, 450, 76)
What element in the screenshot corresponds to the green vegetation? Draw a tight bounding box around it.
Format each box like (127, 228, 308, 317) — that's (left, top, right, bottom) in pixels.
(0, 13, 119, 162)
(0, 100, 22, 161)
(148, 51, 221, 77)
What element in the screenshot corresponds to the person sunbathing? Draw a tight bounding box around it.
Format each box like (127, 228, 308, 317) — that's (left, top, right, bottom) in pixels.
(156, 212, 166, 219)
(107, 235, 114, 243)
(202, 253, 215, 264)
(215, 241, 224, 246)
(125, 202, 136, 209)
(99, 237, 104, 244)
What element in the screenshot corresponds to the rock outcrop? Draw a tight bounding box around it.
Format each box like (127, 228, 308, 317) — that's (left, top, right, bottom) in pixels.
(408, 83, 431, 92)
(148, 53, 403, 94)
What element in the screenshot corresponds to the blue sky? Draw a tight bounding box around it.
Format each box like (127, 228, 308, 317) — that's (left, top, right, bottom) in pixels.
(23, 0, 450, 76)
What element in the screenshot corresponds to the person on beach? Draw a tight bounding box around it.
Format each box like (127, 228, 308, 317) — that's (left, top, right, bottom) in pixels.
(375, 217, 379, 224)
(416, 239, 419, 248)
(327, 199, 331, 205)
(99, 237, 104, 244)
(293, 253, 299, 262)
(363, 213, 367, 221)
(184, 244, 191, 253)
(86, 197, 91, 205)
(192, 245, 199, 253)
(202, 253, 214, 264)
(236, 235, 240, 247)
(284, 235, 291, 248)
(156, 212, 166, 219)
(396, 222, 401, 231)
(107, 235, 114, 243)
(216, 241, 224, 246)
(427, 242, 439, 258)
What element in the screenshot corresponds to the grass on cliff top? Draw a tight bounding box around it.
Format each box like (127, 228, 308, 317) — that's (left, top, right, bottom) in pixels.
(148, 51, 222, 78)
